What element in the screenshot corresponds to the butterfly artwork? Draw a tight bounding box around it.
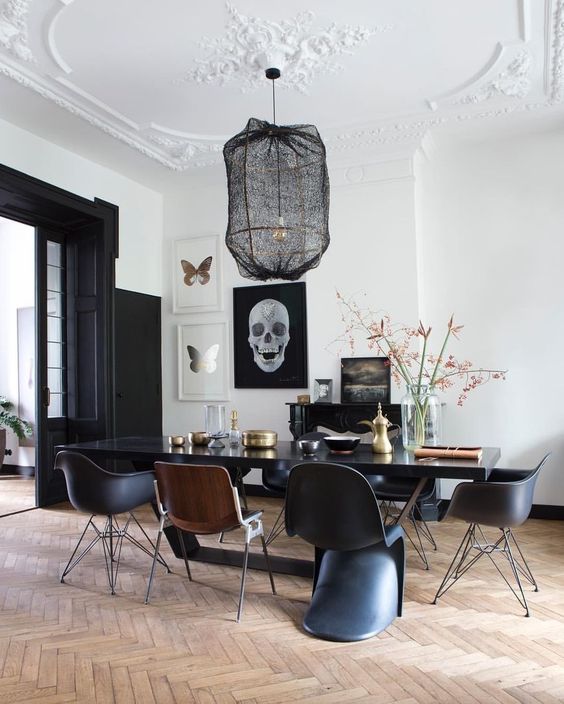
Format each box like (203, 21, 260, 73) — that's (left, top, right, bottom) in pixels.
(187, 344, 219, 374)
(181, 256, 212, 286)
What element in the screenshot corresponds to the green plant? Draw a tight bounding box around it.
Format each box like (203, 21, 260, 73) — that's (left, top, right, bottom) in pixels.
(0, 396, 32, 440)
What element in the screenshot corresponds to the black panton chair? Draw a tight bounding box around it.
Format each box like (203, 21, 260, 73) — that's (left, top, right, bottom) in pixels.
(262, 431, 328, 546)
(433, 453, 551, 616)
(55, 451, 169, 595)
(146, 462, 276, 622)
(285, 461, 405, 642)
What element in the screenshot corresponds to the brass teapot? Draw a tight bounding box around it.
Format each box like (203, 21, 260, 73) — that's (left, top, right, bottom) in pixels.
(360, 403, 393, 454)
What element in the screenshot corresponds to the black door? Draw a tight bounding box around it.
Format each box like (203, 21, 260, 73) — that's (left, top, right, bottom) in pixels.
(35, 229, 68, 505)
(115, 289, 162, 437)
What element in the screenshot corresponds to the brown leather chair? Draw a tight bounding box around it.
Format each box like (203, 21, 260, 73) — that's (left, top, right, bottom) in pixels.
(145, 462, 276, 622)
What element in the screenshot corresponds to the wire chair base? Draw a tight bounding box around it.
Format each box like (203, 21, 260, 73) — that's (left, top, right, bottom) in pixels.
(433, 523, 537, 616)
(61, 512, 170, 595)
(380, 500, 437, 570)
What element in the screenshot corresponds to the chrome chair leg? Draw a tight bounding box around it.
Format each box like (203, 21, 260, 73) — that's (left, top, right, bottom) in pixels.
(145, 521, 164, 603)
(237, 541, 250, 623)
(127, 512, 170, 572)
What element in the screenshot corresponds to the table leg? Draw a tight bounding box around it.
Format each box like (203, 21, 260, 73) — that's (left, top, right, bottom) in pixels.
(395, 477, 428, 526)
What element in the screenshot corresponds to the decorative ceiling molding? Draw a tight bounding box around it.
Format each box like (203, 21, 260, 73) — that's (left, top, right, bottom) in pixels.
(550, 0, 564, 103)
(0, 1, 558, 171)
(454, 50, 532, 104)
(0, 0, 34, 62)
(429, 44, 532, 110)
(177, 2, 392, 94)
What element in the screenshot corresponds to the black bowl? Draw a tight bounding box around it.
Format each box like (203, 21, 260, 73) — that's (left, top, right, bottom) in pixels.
(323, 436, 361, 454)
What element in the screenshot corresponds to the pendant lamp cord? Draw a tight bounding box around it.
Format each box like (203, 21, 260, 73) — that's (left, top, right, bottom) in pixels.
(272, 77, 276, 126)
(272, 78, 282, 219)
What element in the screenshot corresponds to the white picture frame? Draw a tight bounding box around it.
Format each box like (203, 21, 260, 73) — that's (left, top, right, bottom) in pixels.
(178, 322, 230, 401)
(173, 235, 223, 313)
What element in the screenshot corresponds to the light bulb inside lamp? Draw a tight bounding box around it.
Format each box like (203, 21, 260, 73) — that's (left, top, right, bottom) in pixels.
(272, 216, 287, 242)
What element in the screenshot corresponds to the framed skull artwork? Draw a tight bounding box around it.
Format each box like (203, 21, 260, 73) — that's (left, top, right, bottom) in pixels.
(233, 282, 308, 388)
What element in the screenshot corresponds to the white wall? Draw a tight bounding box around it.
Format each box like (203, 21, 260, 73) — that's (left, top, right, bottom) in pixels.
(0, 117, 163, 296)
(161, 157, 421, 485)
(0, 219, 35, 466)
(414, 132, 564, 504)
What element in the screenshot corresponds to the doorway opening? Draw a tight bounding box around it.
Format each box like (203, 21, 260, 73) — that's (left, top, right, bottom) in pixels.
(0, 216, 36, 516)
(0, 163, 118, 507)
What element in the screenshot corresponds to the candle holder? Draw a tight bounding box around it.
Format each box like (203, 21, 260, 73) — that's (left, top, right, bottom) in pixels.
(204, 404, 228, 448)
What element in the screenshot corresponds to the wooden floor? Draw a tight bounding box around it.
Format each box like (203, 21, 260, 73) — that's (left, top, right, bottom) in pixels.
(0, 475, 35, 516)
(0, 492, 563, 703)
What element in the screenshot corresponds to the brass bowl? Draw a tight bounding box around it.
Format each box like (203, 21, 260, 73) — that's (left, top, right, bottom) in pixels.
(168, 435, 185, 447)
(188, 431, 210, 446)
(242, 430, 278, 449)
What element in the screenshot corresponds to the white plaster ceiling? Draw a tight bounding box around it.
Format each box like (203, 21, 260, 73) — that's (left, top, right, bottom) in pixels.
(0, 0, 563, 182)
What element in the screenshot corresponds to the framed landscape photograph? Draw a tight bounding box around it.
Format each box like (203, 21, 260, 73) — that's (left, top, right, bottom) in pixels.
(340, 357, 390, 403)
(178, 322, 229, 401)
(233, 282, 308, 389)
(173, 235, 223, 313)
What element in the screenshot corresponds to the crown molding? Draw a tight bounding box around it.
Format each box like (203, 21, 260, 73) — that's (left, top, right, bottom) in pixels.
(0, 0, 559, 171)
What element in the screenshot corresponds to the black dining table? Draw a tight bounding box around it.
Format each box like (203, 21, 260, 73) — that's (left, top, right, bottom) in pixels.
(55, 437, 501, 577)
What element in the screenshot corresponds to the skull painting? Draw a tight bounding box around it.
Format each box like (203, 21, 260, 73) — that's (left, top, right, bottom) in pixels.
(248, 298, 290, 372)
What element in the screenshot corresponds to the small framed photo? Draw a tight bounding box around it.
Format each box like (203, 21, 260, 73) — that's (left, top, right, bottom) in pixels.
(233, 282, 308, 389)
(340, 357, 390, 403)
(314, 378, 333, 403)
(178, 322, 229, 401)
(173, 235, 223, 313)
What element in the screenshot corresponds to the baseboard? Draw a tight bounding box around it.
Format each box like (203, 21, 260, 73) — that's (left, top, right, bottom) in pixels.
(529, 504, 564, 520)
(0, 464, 35, 478)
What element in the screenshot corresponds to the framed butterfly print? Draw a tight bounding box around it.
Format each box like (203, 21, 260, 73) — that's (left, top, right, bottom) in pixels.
(178, 322, 230, 401)
(173, 235, 223, 313)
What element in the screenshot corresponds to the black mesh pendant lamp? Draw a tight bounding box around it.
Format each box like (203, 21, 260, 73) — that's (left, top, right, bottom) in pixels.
(223, 68, 330, 281)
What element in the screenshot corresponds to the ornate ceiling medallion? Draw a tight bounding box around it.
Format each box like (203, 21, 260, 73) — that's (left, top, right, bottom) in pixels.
(0, 0, 34, 62)
(178, 2, 392, 94)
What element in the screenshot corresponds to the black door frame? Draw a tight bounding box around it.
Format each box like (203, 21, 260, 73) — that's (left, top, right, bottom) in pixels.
(0, 163, 118, 506)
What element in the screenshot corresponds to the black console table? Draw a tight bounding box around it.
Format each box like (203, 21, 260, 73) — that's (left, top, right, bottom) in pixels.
(287, 402, 402, 440)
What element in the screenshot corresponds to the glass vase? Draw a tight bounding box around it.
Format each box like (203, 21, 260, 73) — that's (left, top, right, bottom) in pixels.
(401, 384, 442, 450)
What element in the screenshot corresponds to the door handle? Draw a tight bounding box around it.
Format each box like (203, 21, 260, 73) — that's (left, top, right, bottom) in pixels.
(42, 386, 51, 407)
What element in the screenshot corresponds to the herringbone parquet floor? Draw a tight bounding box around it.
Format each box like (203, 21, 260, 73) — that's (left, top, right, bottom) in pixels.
(1, 492, 563, 703)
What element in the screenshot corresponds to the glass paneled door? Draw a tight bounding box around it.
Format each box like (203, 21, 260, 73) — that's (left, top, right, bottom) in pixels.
(46, 240, 66, 419)
(36, 230, 69, 505)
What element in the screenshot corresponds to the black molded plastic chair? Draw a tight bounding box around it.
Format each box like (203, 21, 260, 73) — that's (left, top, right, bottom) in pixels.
(146, 462, 276, 622)
(433, 453, 551, 616)
(55, 450, 169, 595)
(285, 461, 405, 642)
(262, 431, 328, 546)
